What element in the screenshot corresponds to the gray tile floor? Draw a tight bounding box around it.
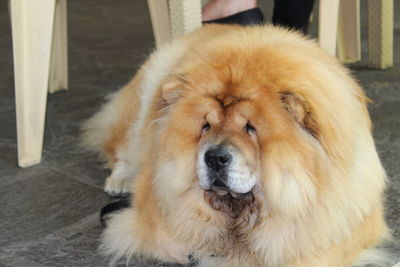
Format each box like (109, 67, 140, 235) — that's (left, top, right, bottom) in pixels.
(0, 1, 399, 266)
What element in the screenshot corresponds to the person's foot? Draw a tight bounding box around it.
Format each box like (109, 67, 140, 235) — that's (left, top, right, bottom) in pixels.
(202, 0, 257, 21)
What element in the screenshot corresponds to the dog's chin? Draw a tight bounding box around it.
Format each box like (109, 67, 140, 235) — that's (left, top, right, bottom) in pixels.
(203, 187, 255, 219)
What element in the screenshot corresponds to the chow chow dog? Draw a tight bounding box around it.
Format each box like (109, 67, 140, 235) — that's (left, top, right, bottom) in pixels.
(82, 25, 389, 266)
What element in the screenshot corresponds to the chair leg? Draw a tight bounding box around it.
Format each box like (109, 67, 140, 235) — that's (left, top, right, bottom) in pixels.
(10, 0, 56, 167)
(337, 0, 361, 63)
(367, 0, 393, 69)
(147, 0, 171, 48)
(318, 0, 340, 56)
(49, 0, 68, 93)
(168, 0, 202, 39)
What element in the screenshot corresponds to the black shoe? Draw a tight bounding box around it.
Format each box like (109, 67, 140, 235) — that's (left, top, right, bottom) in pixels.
(203, 8, 264, 26)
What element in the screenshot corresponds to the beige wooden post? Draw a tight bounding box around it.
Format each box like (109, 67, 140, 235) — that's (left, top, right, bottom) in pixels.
(148, 0, 202, 47)
(168, 0, 202, 39)
(337, 0, 361, 63)
(367, 0, 393, 69)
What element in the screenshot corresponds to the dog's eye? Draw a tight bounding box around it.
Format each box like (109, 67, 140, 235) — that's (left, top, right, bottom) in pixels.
(245, 122, 256, 134)
(202, 122, 210, 133)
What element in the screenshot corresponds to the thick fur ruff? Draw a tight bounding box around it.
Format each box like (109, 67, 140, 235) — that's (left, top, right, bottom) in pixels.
(82, 25, 389, 266)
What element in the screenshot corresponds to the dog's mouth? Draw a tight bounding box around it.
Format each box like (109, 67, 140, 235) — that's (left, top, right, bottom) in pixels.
(204, 188, 255, 218)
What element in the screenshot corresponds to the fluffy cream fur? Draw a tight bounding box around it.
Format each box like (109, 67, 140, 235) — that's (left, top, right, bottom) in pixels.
(82, 25, 389, 266)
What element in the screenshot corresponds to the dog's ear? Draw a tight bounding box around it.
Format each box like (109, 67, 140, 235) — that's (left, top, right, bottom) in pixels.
(280, 92, 319, 137)
(161, 76, 185, 105)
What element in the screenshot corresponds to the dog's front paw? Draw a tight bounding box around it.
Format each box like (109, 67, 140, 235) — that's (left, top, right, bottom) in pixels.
(104, 176, 130, 196)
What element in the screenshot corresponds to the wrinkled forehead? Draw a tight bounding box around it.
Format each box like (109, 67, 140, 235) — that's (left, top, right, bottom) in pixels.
(201, 95, 250, 125)
(184, 68, 281, 117)
(180, 53, 286, 103)
(194, 92, 277, 132)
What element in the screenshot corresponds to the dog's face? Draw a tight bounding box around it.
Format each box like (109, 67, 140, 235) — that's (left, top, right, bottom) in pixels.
(195, 97, 261, 195)
(154, 43, 360, 224)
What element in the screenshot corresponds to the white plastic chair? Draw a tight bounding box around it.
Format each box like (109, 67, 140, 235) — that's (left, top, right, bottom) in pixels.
(9, 0, 201, 167)
(10, 0, 68, 167)
(319, 0, 393, 68)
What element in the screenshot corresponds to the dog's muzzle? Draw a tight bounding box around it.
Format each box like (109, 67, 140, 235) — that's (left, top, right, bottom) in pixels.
(197, 143, 257, 195)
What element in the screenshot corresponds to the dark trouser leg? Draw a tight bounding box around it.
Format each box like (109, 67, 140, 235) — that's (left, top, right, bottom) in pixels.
(272, 0, 315, 34)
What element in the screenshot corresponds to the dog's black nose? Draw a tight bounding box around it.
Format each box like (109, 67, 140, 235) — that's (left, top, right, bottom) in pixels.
(205, 147, 232, 171)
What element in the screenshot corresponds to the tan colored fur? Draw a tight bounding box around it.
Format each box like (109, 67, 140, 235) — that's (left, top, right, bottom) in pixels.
(82, 25, 388, 266)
